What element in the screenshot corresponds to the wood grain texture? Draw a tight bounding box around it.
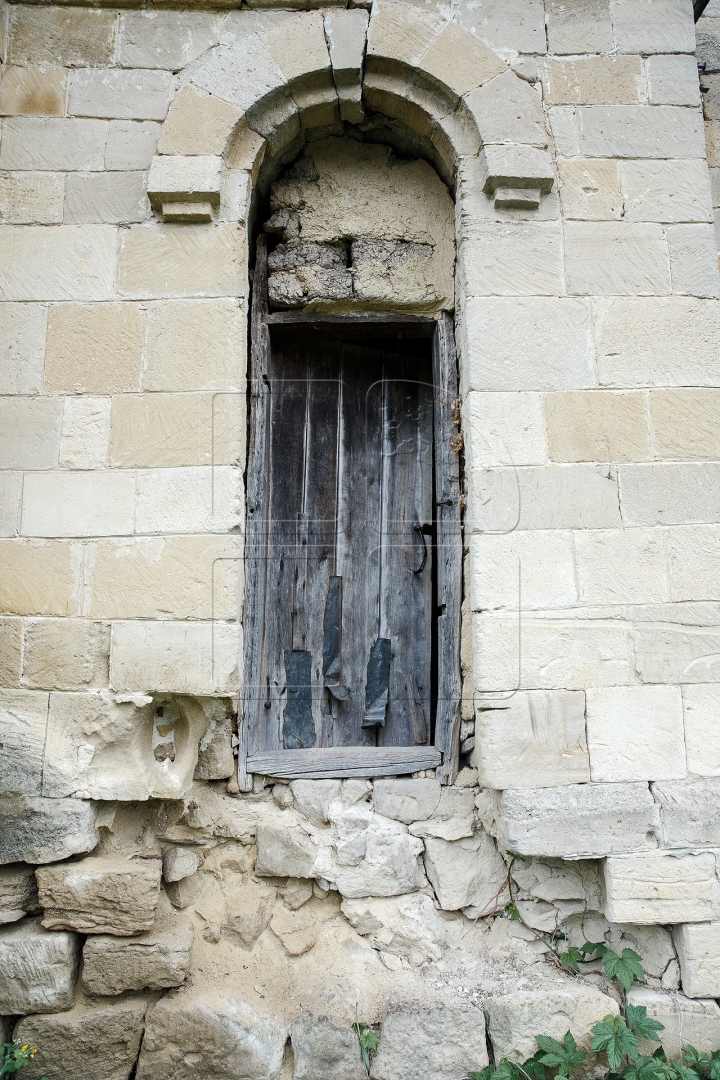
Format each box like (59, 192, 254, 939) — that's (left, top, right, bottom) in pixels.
(246, 746, 442, 779)
(264, 312, 435, 330)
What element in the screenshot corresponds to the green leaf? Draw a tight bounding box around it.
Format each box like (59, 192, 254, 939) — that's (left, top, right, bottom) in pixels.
(536, 1031, 587, 1077)
(710, 1056, 720, 1080)
(603, 949, 645, 992)
(352, 1022, 379, 1077)
(592, 1014, 641, 1070)
(626, 1004, 665, 1042)
(468, 1070, 494, 1080)
(559, 947, 585, 972)
(675, 1063, 704, 1080)
(505, 903, 520, 922)
(684, 1047, 710, 1075)
(493, 1058, 522, 1080)
(621, 1053, 671, 1080)
(521, 1049, 547, 1080)
(580, 941, 608, 959)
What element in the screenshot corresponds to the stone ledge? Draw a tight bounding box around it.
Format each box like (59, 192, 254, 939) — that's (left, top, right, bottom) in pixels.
(479, 144, 555, 209)
(147, 155, 222, 222)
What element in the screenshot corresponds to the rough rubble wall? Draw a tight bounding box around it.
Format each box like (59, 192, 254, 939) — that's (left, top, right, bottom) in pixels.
(2, 0, 720, 1077)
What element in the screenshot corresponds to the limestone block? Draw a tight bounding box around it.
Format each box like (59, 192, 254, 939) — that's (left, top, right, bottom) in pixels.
(158, 86, 242, 156)
(461, 223, 562, 297)
(257, 12, 330, 91)
(605, 853, 720, 924)
(574, 529, 668, 605)
(0, 619, 22, 684)
(620, 463, 720, 526)
(64, 172, 149, 225)
(0, 224, 116, 302)
(324, 9, 367, 123)
(586, 685, 685, 783)
(0, 689, 47, 796)
(0, 398, 62, 471)
(118, 12, 222, 70)
(539, 56, 644, 105)
(478, 144, 554, 205)
(653, 778, 720, 847)
(631, 612, 720, 686)
(0, 303, 45, 395)
(106, 120, 160, 170)
(497, 782, 659, 858)
(564, 221, 670, 296)
(144, 298, 245, 391)
(366, 2, 444, 68)
(0, 865, 38, 925)
(136, 995, 287, 1080)
(7, 7, 117, 66)
(341, 892, 446, 966)
(373, 779, 440, 823)
(455, 0, 546, 56)
(652, 389, 720, 460)
(68, 69, 172, 122)
(612, 0, 696, 54)
(628, 987, 720, 1058)
(707, 120, 720, 167)
(190, 33, 287, 117)
(698, 19, 720, 74)
(469, 531, 576, 610)
(315, 804, 427, 898)
(424, 830, 508, 914)
(194, 713, 234, 780)
(290, 779, 341, 826)
(464, 71, 547, 148)
(0, 475, 22, 539)
(147, 155, 221, 216)
(58, 397, 110, 469)
(675, 922, 720, 998)
(110, 621, 241, 695)
(82, 915, 193, 995)
(462, 297, 594, 393)
(118, 224, 245, 300)
(646, 55, 701, 106)
(0, 797, 98, 866)
(46, 303, 143, 394)
(0, 172, 64, 225)
(417, 21, 505, 100)
(14, 997, 149, 1080)
(557, 159, 623, 220)
(595, 298, 720, 387)
(255, 823, 317, 878)
(0, 918, 79, 1015)
(462, 391, 546, 469)
(0, 117, 108, 171)
(619, 161, 712, 223)
(21, 470, 135, 538)
(372, 1005, 488, 1080)
(23, 620, 109, 691)
(0, 540, 77, 617)
(135, 465, 241, 533)
(408, 788, 475, 841)
(475, 690, 589, 790)
(545, 390, 650, 463)
(550, 105, 704, 159)
(668, 224, 720, 299)
(487, 989, 618, 1065)
(110, 392, 241, 470)
(0, 65, 67, 116)
(546, 0, 614, 54)
(683, 685, 720, 776)
(37, 856, 162, 936)
(292, 1013, 365, 1080)
(163, 848, 201, 883)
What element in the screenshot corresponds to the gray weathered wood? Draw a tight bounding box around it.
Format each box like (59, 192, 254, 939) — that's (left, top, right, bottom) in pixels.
(246, 746, 441, 779)
(264, 312, 435, 330)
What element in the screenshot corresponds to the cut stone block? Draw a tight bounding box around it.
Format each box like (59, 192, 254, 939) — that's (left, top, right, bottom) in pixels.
(612, 0, 696, 54)
(0, 117, 108, 171)
(574, 528, 667, 605)
(653, 778, 720, 847)
(424, 831, 508, 915)
(23, 620, 109, 691)
(0, 917, 80, 1015)
(106, 120, 160, 171)
(147, 155, 222, 217)
(372, 1005, 488, 1080)
(82, 915, 193, 995)
(604, 853, 720, 925)
(64, 172, 149, 226)
(292, 1012, 366, 1080)
(564, 221, 670, 297)
(619, 160, 712, 224)
(498, 782, 660, 858)
(255, 824, 317, 879)
(550, 105, 704, 160)
(544, 390, 650, 463)
(0, 864, 38, 925)
(0, 689, 48, 796)
(323, 9, 368, 123)
(0, 797, 99, 866)
(557, 159, 623, 221)
(157, 85, 243, 156)
(539, 55, 644, 105)
(21, 470, 135, 538)
(68, 69, 173, 121)
(627, 987, 720, 1058)
(289, 779, 341, 827)
(487, 988, 618, 1065)
(37, 857, 162, 936)
(373, 779, 440, 824)
(7, 6, 117, 66)
(109, 620, 242, 696)
(586, 686, 686, 783)
(118, 11, 223, 71)
(0, 65, 67, 117)
(117, 223, 245, 301)
(0, 224, 116, 303)
(683, 685, 720, 777)
(675, 922, 720, 998)
(546, 0, 614, 53)
(464, 70, 548, 149)
(408, 787, 475, 841)
(45, 301, 144, 394)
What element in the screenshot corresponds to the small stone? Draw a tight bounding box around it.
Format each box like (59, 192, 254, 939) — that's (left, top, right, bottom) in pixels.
(0, 864, 38, 924)
(454, 766, 478, 788)
(372, 1005, 489, 1080)
(292, 1013, 366, 1080)
(0, 917, 80, 1015)
(424, 830, 509, 914)
(0, 796, 99, 866)
(82, 914, 193, 995)
(255, 824, 318, 879)
(675, 922, 720, 998)
(36, 857, 162, 936)
(194, 712, 234, 781)
(408, 788, 475, 841)
(373, 779, 441, 824)
(162, 847, 202, 883)
(272, 784, 293, 810)
(290, 780, 341, 826)
(224, 880, 276, 948)
(165, 873, 203, 910)
(279, 879, 313, 910)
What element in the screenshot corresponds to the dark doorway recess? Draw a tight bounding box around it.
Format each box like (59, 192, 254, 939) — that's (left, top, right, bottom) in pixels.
(238, 238, 462, 788)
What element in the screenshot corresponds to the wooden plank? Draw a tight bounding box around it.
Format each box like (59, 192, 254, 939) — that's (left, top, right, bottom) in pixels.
(246, 745, 442, 779)
(432, 312, 463, 785)
(265, 312, 435, 330)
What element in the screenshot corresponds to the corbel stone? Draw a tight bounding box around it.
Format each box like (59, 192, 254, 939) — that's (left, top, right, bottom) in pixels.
(324, 9, 369, 125)
(147, 154, 222, 223)
(479, 144, 555, 209)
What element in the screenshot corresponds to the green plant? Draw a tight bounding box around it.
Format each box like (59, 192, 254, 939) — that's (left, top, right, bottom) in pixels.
(353, 1008, 379, 1079)
(0, 1043, 45, 1080)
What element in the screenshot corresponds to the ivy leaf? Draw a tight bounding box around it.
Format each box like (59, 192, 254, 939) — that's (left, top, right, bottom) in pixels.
(536, 1031, 587, 1077)
(580, 941, 608, 960)
(352, 1022, 379, 1077)
(559, 947, 585, 972)
(592, 1015, 640, 1070)
(626, 1004, 664, 1043)
(603, 949, 645, 992)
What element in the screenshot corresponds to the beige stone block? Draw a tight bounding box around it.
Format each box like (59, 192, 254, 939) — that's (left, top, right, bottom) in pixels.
(462, 391, 546, 469)
(21, 471, 136, 538)
(0, 172, 64, 225)
(68, 69, 173, 122)
(545, 390, 650, 463)
(0, 303, 45, 395)
(668, 224, 720, 298)
(476, 690, 589, 790)
(667, 525, 720, 601)
(652, 389, 720, 460)
(109, 392, 242, 468)
(575, 529, 668, 604)
(22, 620, 109, 691)
(118, 11, 223, 70)
(647, 54, 701, 106)
(675, 922, 720, 998)
(469, 531, 576, 611)
(546, 0, 614, 54)
(0, 689, 48, 796)
(0, 541, 78, 617)
(612, 0, 696, 55)
(628, 987, 720, 1055)
(461, 223, 562, 297)
(550, 104, 704, 159)
(59, 397, 110, 470)
(604, 852, 720, 925)
(0, 117, 108, 171)
(118, 224, 245, 300)
(0, 619, 22, 686)
(190, 32, 289, 124)
(587, 685, 685, 782)
(540, 56, 645, 105)
(620, 463, 720, 526)
(258, 11, 330, 86)
(7, 7, 117, 66)
(564, 221, 670, 296)
(0, 918, 80, 1015)
(653, 776, 720, 847)
(0, 398, 62, 469)
(81, 914, 193, 995)
(143, 299, 245, 390)
(466, 464, 621, 533)
(0, 225, 116, 302)
(0, 475, 22, 538)
(134, 466, 242, 534)
(595, 298, 720, 387)
(487, 989, 618, 1067)
(708, 120, 720, 169)
(366, 2, 444, 67)
(416, 21, 505, 99)
(157, 86, 243, 156)
(462, 297, 594, 392)
(64, 172, 149, 225)
(37, 856, 162, 936)
(557, 159, 622, 220)
(0, 66, 67, 117)
(463, 71, 548, 149)
(86, 535, 242, 620)
(110, 620, 241, 695)
(620, 160, 713, 223)
(106, 120, 160, 170)
(683, 684, 720, 776)
(631, 607, 720, 686)
(46, 303, 143, 394)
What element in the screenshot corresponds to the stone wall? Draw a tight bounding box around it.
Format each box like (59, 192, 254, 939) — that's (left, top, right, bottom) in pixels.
(3, 0, 720, 1076)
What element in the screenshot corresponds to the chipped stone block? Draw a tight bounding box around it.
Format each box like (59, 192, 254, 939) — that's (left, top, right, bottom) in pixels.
(68, 69, 172, 121)
(290, 780, 341, 826)
(372, 1005, 488, 1080)
(0, 224, 116, 302)
(58, 396, 110, 469)
(147, 155, 222, 217)
(255, 824, 317, 878)
(269, 266, 352, 307)
(7, 6, 117, 66)
(117, 223, 245, 300)
(194, 713, 234, 781)
(373, 779, 440, 824)
(546, 0, 614, 53)
(0, 117, 108, 171)
(45, 302, 143, 394)
(424, 830, 508, 914)
(683, 685, 720, 776)
(550, 105, 704, 159)
(468, 530, 576, 610)
(557, 159, 622, 221)
(324, 9, 367, 123)
(15, 997, 149, 1080)
(270, 895, 338, 956)
(0, 797, 99, 866)
(605, 853, 720, 925)
(462, 391, 546, 469)
(82, 915, 193, 995)
(0, 918, 80, 1015)
(675, 922, 720, 998)
(586, 686, 685, 783)
(165, 874, 202, 911)
(134, 466, 241, 533)
(37, 857, 162, 936)
(0, 303, 45, 395)
(420, 20, 505, 101)
(498, 782, 659, 858)
(408, 787, 475, 841)
(646, 54, 701, 106)
(653, 778, 720, 848)
(136, 995, 287, 1080)
(292, 1013, 366, 1080)
(487, 989, 618, 1065)
(223, 878, 275, 947)
(316, 810, 426, 898)
(110, 621, 241, 696)
(118, 11, 222, 70)
(158, 85, 242, 156)
(162, 847, 202, 883)
(0, 65, 67, 117)
(366, 2, 444, 68)
(628, 987, 720, 1057)
(23, 620, 109, 691)
(106, 120, 160, 171)
(619, 161, 713, 224)
(463, 71, 548, 149)
(0, 689, 48, 796)
(544, 390, 650, 463)
(341, 892, 446, 966)
(0, 865, 38, 925)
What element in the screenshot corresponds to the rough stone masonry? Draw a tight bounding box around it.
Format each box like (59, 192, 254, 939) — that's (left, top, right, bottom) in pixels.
(3, 0, 720, 1078)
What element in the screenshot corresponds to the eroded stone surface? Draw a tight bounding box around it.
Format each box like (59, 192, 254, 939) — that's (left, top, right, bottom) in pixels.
(292, 1012, 366, 1080)
(82, 914, 193, 995)
(0, 917, 80, 1015)
(0, 797, 99, 866)
(487, 988, 618, 1064)
(372, 1005, 488, 1080)
(0, 863, 38, 924)
(37, 856, 162, 936)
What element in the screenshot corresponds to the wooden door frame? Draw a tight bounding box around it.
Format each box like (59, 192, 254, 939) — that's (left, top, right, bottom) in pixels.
(238, 237, 462, 789)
